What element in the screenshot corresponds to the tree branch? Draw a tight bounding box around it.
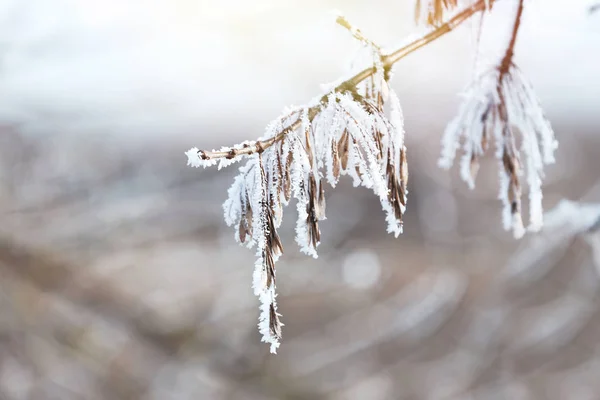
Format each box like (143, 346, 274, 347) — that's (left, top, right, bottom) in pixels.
(334, 13, 381, 50)
(499, 0, 524, 77)
(194, 0, 494, 163)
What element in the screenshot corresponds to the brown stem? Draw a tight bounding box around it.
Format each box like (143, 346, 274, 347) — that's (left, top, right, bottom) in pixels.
(496, 0, 525, 234)
(383, 0, 492, 68)
(499, 0, 524, 78)
(197, 0, 494, 162)
(335, 14, 381, 50)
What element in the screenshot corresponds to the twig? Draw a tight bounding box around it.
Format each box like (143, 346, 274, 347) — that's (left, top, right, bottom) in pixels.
(382, 0, 491, 68)
(334, 13, 381, 50)
(196, 0, 494, 162)
(499, 0, 524, 78)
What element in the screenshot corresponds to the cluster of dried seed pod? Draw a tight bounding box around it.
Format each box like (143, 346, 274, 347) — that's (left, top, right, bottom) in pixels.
(188, 66, 409, 352)
(436, 0, 558, 238)
(439, 62, 557, 238)
(184, 0, 560, 353)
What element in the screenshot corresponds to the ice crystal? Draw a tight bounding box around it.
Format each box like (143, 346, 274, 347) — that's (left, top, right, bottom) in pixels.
(193, 66, 408, 351)
(184, 0, 563, 352)
(439, 63, 557, 238)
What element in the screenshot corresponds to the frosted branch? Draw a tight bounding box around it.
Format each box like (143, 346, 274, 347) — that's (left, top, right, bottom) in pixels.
(439, 0, 558, 238)
(187, 0, 495, 166)
(183, 0, 567, 354)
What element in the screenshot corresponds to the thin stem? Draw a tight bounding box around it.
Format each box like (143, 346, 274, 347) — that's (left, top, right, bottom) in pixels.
(499, 0, 524, 78)
(383, 0, 491, 67)
(197, 0, 494, 161)
(335, 13, 380, 50)
(495, 0, 524, 124)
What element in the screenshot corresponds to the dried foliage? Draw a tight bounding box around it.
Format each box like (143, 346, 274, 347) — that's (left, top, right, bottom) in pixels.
(415, 0, 460, 26)
(185, 0, 560, 352)
(439, 0, 557, 238)
(439, 62, 557, 238)
(189, 62, 408, 352)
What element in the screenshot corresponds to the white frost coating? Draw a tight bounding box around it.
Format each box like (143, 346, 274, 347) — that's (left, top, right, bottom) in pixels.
(185, 147, 202, 167)
(185, 147, 217, 168)
(439, 64, 557, 237)
(511, 211, 526, 239)
(289, 132, 318, 258)
(222, 162, 258, 247)
(372, 47, 385, 96)
(384, 88, 408, 237)
(257, 287, 282, 354)
(252, 253, 268, 296)
(193, 49, 409, 352)
(252, 261, 282, 353)
(388, 90, 405, 148)
(253, 246, 283, 353)
(252, 153, 284, 353)
(319, 98, 343, 187)
(338, 94, 388, 198)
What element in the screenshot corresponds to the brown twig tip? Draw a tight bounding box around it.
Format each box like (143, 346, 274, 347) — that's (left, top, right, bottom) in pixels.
(499, 0, 524, 77)
(335, 14, 351, 30)
(334, 10, 381, 50)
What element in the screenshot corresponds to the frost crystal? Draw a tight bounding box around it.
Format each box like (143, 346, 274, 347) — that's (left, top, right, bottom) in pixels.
(184, 0, 562, 353)
(191, 62, 408, 352)
(439, 63, 557, 238)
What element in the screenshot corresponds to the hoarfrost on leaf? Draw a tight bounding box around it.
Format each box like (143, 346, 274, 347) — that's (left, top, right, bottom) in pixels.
(439, 62, 557, 238)
(183, 0, 564, 353)
(187, 54, 409, 351)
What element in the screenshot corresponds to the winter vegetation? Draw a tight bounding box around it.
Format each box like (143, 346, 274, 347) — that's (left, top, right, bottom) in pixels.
(187, 0, 568, 352)
(1, 1, 600, 398)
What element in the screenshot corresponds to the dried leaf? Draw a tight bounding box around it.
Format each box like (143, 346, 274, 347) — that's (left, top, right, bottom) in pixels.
(338, 129, 349, 171)
(306, 174, 322, 250)
(316, 178, 326, 220)
(400, 146, 408, 193)
(305, 127, 314, 169)
(331, 138, 341, 180)
(265, 249, 276, 288)
(269, 304, 282, 339)
(283, 150, 293, 202)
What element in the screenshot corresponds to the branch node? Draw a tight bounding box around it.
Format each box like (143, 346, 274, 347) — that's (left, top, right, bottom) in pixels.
(226, 149, 236, 159)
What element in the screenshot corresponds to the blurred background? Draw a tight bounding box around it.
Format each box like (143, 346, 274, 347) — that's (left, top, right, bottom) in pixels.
(0, 0, 599, 399)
